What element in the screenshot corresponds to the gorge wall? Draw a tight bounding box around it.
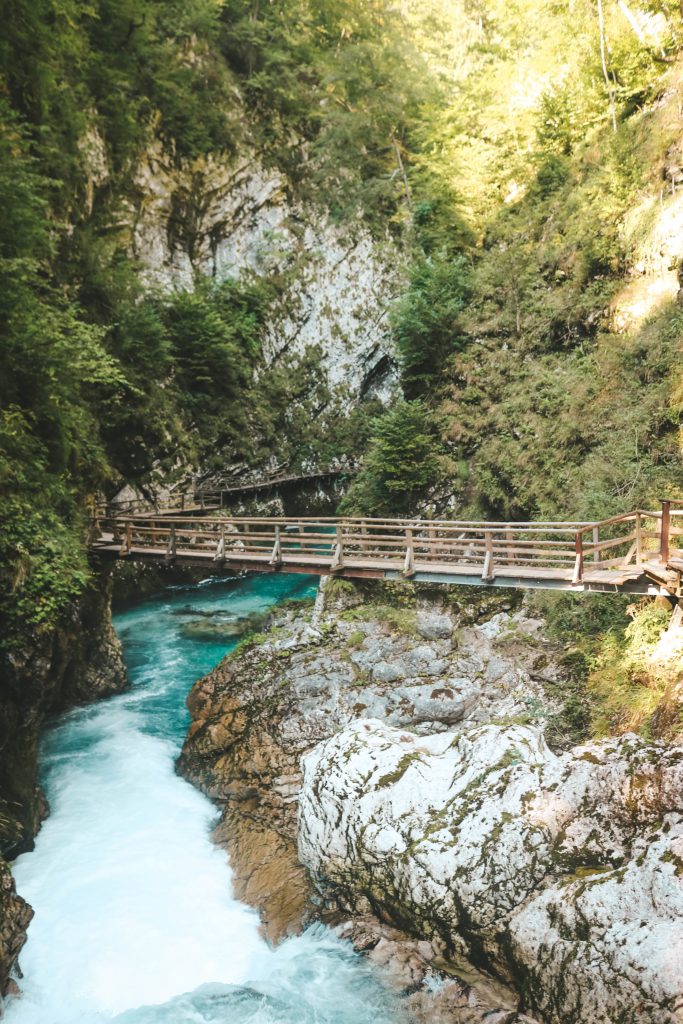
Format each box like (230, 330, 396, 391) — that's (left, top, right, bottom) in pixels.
(128, 143, 403, 407)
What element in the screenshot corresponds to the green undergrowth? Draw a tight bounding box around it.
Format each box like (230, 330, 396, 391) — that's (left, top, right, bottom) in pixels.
(530, 592, 683, 742)
(342, 3, 683, 524)
(340, 602, 418, 638)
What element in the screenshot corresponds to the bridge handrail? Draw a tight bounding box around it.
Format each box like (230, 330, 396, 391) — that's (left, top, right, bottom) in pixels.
(571, 502, 683, 583)
(90, 500, 682, 588)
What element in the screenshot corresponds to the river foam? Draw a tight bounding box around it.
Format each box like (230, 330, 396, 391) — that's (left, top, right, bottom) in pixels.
(5, 575, 402, 1024)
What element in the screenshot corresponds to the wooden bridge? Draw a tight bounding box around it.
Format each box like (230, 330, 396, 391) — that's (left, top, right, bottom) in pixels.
(89, 501, 683, 596)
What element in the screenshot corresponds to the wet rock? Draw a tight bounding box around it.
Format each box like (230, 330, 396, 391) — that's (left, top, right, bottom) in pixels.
(180, 618, 247, 642)
(0, 860, 32, 997)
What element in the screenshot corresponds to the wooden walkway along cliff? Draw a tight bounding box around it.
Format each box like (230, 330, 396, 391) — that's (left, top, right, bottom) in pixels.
(90, 501, 683, 596)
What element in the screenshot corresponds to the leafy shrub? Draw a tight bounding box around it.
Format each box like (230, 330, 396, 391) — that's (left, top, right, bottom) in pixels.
(534, 154, 571, 198)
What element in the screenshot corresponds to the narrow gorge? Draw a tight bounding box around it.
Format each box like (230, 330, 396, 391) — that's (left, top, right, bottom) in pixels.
(1, 1, 683, 1022)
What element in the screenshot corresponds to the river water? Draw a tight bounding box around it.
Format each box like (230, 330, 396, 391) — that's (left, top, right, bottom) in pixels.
(5, 574, 404, 1024)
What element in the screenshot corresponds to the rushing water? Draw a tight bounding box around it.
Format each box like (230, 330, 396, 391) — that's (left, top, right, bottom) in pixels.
(6, 574, 404, 1024)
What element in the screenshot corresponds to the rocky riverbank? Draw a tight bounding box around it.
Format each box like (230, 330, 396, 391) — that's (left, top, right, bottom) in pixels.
(179, 577, 683, 1023)
(178, 577, 575, 1021)
(301, 720, 683, 1024)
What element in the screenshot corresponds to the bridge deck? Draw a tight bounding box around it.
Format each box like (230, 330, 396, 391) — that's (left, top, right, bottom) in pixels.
(89, 503, 683, 596)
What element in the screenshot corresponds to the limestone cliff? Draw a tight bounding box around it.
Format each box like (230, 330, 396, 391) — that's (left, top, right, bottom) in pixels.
(112, 141, 403, 408)
(300, 720, 683, 1024)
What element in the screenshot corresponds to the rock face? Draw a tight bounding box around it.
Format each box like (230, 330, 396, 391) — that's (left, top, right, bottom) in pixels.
(130, 144, 402, 404)
(299, 718, 683, 1024)
(0, 863, 32, 998)
(178, 580, 567, 1019)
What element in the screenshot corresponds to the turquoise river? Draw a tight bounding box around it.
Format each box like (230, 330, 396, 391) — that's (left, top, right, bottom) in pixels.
(5, 573, 405, 1024)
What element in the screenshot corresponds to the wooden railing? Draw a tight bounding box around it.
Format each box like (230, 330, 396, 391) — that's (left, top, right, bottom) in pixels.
(87, 499, 683, 589)
(90, 501, 683, 588)
(94, 513, 597, 578)
(572, 502, 683, 583)
(96, 492, 217, 516)
(196, 465, 354, 506)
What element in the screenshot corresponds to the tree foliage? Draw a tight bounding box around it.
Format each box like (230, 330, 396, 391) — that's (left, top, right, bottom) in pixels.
(341, 401, 454, 516)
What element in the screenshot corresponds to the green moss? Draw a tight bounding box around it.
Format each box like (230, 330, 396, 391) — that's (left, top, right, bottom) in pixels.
(375, 752, 423, 789)
(341, 602, 418, 637)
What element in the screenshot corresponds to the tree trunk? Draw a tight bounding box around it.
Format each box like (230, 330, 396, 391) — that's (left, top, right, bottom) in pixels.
(598, 0, 618, 132)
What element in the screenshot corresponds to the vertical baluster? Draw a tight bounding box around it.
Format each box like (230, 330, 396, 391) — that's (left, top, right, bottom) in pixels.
(331, 526, 344, 571)
(660, 500, 671, 565)
(635, 512, 643, 565)
(482, 531, 495, 581)
(592, 526, 599, 563)
(214, 525, 226, 563)
(505, 526, 514, 565)
(120, 520, 132, 556)
(403, 528, 415, 577)
(165, 524, 177, 561)
(270, 525, 282, 566)
(573, 531, 584, 584)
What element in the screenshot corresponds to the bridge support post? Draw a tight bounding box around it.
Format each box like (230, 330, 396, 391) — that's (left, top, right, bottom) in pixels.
(119, 520, 132, 556)
(660, 500, 671, 565)
(214, 526, 226, 564)
(505, 527, 514, 565)
(330, 527, 344, 571)
(165, 525, 177, 562)
(482, 531, 495, 582)
(270, 526, 283, 566)
(572, 531, 584, 584)
(635, 512, 643, 565)
(403, 529, 415, 578)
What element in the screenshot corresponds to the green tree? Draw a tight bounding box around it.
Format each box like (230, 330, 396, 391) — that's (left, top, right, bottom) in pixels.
(391, 256, 471, 397)
(341, 400, 454, 516)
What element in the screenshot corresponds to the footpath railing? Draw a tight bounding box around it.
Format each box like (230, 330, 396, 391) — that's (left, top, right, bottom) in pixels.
(573, 501, 683, 582)
(96, 493, 217, 516)
(90, 501, 683, 586)
(98, 467, 354, 517)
